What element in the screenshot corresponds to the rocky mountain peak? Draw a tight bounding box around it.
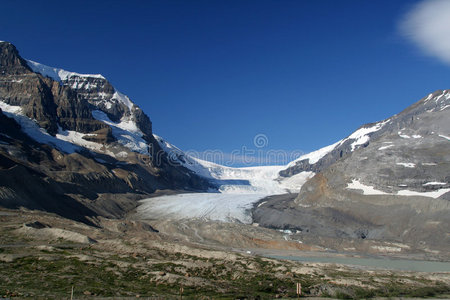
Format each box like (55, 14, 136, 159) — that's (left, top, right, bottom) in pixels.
(0, 42, 212, 223)
(280, 90, 450, 178)
(0, 42, 32, 75)
(26, 59, 152, 140)
(0, 42, 157, 153)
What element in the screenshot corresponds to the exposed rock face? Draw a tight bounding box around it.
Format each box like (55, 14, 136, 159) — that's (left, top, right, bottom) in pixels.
(255, 91, 450, 256)
(295, 90, 450, 197)
(0, 42, 212, 223)
(0, 42, 108, 135)
(0, 42, 31, 75)
(280, 90, 450, 179)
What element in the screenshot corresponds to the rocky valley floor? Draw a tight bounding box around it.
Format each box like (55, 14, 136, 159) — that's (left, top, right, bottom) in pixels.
(1, 207, 450, 299)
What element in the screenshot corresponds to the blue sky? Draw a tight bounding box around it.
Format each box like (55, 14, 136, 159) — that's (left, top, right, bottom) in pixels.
(1, 0, 449, 166)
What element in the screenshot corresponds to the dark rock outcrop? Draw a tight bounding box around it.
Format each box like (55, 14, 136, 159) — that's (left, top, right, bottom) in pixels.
(0, 42, 31, 75)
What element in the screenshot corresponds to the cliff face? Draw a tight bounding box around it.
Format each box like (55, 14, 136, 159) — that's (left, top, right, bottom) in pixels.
(0, 43, 110, 136)
(0, 42, 211, 224)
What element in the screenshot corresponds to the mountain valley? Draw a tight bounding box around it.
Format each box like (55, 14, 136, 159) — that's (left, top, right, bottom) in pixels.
(0, 41, 449, 299)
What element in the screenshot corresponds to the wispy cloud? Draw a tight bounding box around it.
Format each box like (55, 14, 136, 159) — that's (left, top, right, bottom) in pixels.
(399, 0, 450, 65)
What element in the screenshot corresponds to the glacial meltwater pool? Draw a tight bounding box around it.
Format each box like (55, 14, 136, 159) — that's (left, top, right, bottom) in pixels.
(267, 255, 450, 272)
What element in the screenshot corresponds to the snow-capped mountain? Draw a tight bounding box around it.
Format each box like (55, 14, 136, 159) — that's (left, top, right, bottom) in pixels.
(1, 40, 449, 249)
(254, 91, 450, 256)
(140, 91, 449, 227)
(0, 41, 211, 223)
(280, 90, 450, 197)
(0, 41, 311, 224)
(0, 41, 184, 162)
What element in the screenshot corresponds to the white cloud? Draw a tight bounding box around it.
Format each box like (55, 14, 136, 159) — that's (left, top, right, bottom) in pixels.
(399, 0, 450, 65)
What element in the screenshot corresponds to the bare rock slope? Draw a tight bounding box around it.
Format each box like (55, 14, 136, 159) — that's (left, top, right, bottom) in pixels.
(255, 91, 450, 257)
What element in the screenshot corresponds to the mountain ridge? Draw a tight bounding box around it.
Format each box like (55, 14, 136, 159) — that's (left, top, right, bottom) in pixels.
(0, 41, 449, 258)
(253, 90, 450, 257)
(0, 41, 212, 224)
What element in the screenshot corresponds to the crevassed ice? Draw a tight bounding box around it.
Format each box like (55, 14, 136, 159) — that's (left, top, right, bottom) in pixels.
(154, 133, 312, 195)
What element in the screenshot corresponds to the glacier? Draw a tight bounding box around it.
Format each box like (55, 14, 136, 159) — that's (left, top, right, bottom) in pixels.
(136, 136, 314, 224)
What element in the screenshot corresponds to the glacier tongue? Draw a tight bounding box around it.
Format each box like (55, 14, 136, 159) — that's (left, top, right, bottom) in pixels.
(153, 134, 312, 195)
(137, 193, 268, 224)
(137, 135, 314, 224)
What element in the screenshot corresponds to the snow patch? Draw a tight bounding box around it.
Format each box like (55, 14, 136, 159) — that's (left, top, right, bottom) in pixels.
(346, 179, 388, 195)
(396, 162, 416, 168)
(397, 189, 450, 199)
(288, 119, 388, 168)
(111, 91, 134, 111)
(116, 151, 128, 158)
(0, 101, 79, 153)
(26, 60, 104, 82)
(0, 79, 23, 83)
(371, 245, 402, 253)
(398, 131, 411, 139)
(347, 121, 387, 151)
(288, 140, 341, 165)
(347, 178, 449, 199)
(438, 134, 450, 141)
(434, 93, 445, 103)
(423, 182, 446, 186)
(440, 104, 450, 111)
(55, 126, 104, 152)
(257, 201, 267, 208)
(378, 145, 394, 150)
(92, 110, 148, 155)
